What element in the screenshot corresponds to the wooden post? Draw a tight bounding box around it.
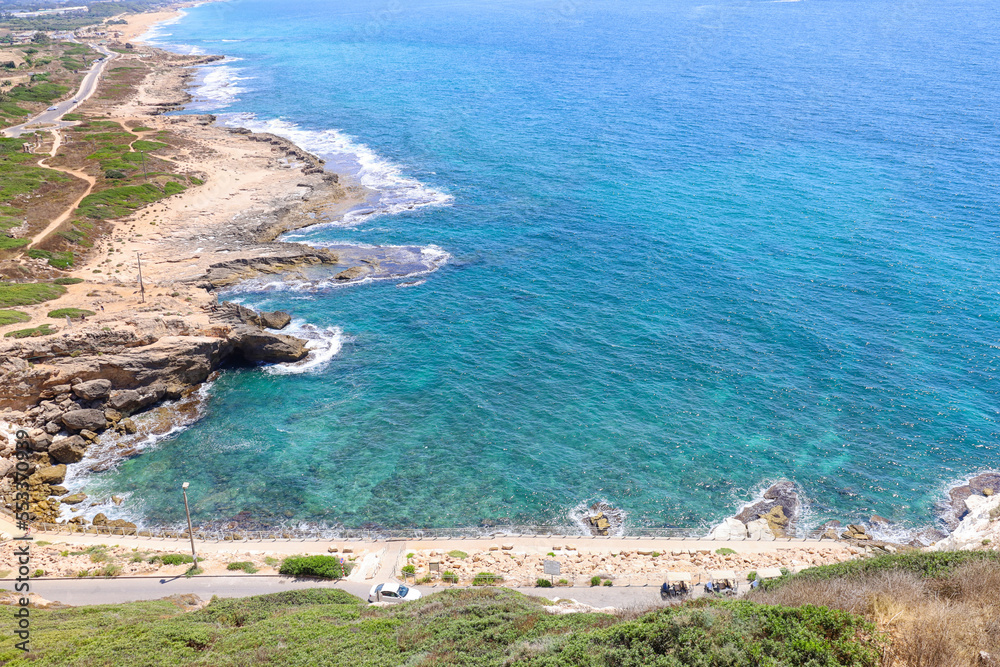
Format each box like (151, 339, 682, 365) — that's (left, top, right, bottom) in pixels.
(136, 251, 144, 303)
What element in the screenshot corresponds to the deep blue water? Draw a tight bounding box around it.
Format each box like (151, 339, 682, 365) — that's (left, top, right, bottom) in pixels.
(78, 0, 1000, 534)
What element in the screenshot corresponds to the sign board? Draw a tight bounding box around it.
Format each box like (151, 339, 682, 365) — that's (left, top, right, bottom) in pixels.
(543, 560, 561, 576)
(428, 562, 440, 572)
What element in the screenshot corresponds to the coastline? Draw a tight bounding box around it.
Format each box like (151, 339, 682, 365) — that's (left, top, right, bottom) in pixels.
(0, 4, 995, 561)
(0, 6, 447, 530)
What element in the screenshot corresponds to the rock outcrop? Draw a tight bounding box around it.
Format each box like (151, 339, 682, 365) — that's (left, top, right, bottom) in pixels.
(932, 493, 1000, 551)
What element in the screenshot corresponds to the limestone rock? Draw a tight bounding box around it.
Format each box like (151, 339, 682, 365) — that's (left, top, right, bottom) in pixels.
(335, 266, 368, 281)
(72, 379, 112, 401)
(29, 465, 66, 486)
(0, 458, 13, 478)
(231, 327, 308, 363)
(61, 493, 87, 505)
(112, 495, 123, 506)
(29, 432, 52, 452)
(49, 435, 87, 464)
(259, 311, 292, 330)
(61, 409, 107, 432)
(92, 513, 107, 526)
(746, 518, 775, 541)
(119, 418, 137, 435)
(710, 518, 748, 541)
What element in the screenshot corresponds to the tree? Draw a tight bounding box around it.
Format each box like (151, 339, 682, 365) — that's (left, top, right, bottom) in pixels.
(31, 32, 50, 45)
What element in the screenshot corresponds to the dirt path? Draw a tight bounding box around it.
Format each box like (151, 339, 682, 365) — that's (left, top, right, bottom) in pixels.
(29, 129, 96, 248)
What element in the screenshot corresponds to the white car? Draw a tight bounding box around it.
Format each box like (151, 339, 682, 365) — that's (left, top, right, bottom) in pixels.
(367, 582, 421, 603)
(47, 106, 59, 111)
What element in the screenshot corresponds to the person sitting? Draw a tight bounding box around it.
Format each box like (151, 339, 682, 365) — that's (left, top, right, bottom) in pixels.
(704, 581, 715, 593)
(661, 582, 670, 596)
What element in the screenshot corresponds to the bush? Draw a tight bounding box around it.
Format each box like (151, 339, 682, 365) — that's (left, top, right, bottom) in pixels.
(716, 547, 737, 555)
(4, 323, 56, 338)
(0, 281, 66, 307)
(0, 236, 29, 250)
(401, 564, 416, 575)
(447, 550, 468, 559)
(105, 169, 126, 179)
(603, 579, 613, 587)
(590, 575, 601, 587)
(48, 307, 94, 319)
(278, 555, 348, 580)
(441, 570, 458, 583)
(227, 561, 258, 574)
(153, 554, 194, 566)
(0, 309, 29, 325)
(472, 572, 502, 586)
(536, 578, 553, 588)
(53, 277, 84, 285)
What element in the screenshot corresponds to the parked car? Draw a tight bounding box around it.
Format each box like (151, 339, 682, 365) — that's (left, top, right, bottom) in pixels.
(47, 106, 59, 111)
(367, 582, 421, 603)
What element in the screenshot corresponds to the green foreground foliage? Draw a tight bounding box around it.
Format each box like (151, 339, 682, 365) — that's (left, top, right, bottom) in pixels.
(0, 587, 880, 666)
(278, 555, 349, 579)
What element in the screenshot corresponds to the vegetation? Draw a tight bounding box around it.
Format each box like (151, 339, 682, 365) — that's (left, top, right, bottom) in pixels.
(0, 587, 882, 666)
(0, 309, 29, 325)
(278, 555, 350, 580)
(0, 235, 29, 250)
(226, 561, 259, 574)
(53, 276, 83, 285)
(76, 182, 186, 219)
(758, 550, 1000, 592)
(448, 550, 469, 559)
(4, 323, 56, 338)
(715, 547, 737, 555)
(150, 554, 194, 566)
(28, 248, 74, 268)
(47, 307, 94, 319)
(471, 572, 502, 586)
(0, 281, 65, 307)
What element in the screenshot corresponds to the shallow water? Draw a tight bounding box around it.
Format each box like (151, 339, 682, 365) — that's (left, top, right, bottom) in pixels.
(75, 0, 1000, 534)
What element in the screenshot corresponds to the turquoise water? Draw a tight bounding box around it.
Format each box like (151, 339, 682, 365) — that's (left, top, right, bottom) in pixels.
(82, 0, 1000, 533)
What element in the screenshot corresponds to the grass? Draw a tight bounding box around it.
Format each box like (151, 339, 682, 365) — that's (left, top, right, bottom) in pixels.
(448, 550, 469, 559)
(0, 281, 66, 307)
(4, 323, 55, 338)
(0, 236, 28, 250)
(758, 550, 1000, 592)
(715, 547, 737, 555)
(76, 182, 186, 219)
(27, 248, 75, 269)
(53, 277, 83, 285)
(47, 308, 94, 319)
(151, 554, 194, 566)
(0, 309, 29, 325)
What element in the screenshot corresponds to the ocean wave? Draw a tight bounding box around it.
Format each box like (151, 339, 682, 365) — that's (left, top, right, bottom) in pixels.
(266, 320, 346, 375)
(567, 500, 628, 537)
(191, 65, 253, 108)
(220, 114, 453, 224)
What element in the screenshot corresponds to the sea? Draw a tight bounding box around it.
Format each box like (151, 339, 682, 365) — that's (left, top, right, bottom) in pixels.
(66, 0, 1000, 537)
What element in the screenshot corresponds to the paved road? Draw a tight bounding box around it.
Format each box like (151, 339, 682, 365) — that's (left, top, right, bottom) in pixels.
(3, 44, 117, 138)
(23, 576, 682, 609)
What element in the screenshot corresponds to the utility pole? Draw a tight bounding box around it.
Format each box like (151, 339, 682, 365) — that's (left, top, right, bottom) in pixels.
(136, 251, 145, 303)
(181, 482, 198, 570)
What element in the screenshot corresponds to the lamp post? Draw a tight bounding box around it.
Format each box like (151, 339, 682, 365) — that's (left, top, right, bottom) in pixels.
(181, 482, 198, 569)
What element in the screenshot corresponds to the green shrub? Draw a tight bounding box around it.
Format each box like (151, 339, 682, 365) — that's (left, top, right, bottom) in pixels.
(441, 570, 458, 583)
(401, 564, 416, 575)
(747, 570, 757, 582)
(472, 572, 502, 586)
(226, 561, 258, 574)
(0, 236, 28, 250)
(53, 277, 83, 285)
(0, 281, 66, 307)
(716, 547, 737, 555)
(590, 575, 601, 587)
(602, 579, 613, 586)
(105, 168, 126, 179)
(48, 307, 94, 319)
(4, 323, 56, 338)
(263, 556, 280, 567)
(536, 578, 552, 587)
(0, 309, 29, 325)
(447, 550, 468, 559)
(278, 555, 348, 580)
(153, 554, 194, 566)
(132, 140, 168, 152)
(27, 248, 74, 268)
(33, 569, 44, 577)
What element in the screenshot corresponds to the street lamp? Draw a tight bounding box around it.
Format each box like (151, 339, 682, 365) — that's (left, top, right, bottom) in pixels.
(181, 482, 198, 569)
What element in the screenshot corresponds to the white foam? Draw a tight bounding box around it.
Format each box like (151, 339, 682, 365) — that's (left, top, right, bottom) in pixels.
(220, 114, 453, 224)
(192, 65, 252, 108)
(266, 320, 346, 375)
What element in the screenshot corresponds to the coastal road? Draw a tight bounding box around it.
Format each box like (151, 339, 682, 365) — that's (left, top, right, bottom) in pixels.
(3, 44, 117, 138)
(26, 575, 678, 609)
